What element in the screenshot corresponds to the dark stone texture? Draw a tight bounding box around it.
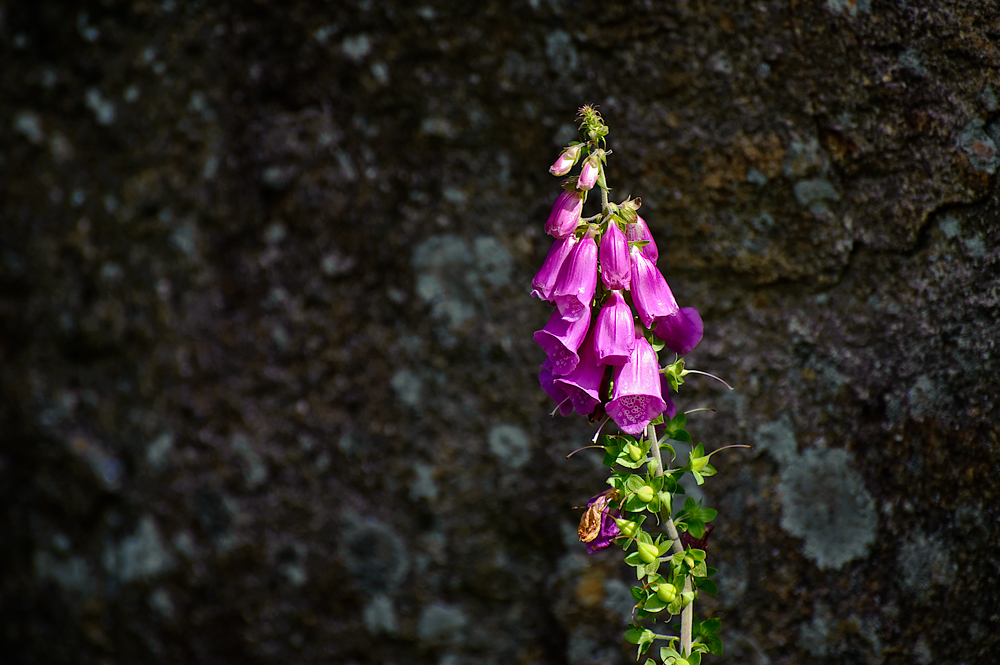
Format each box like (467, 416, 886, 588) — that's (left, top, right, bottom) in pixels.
(2, 1, 999, 664)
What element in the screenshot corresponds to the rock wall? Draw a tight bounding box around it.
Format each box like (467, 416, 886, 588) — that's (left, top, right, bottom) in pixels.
(1, 1, 998, 664)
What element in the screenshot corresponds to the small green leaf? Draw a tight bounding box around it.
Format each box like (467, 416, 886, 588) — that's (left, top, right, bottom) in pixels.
(671, 430, 693, 443)
(629, 586, 645, 602)
(699, 618, 722, 636)
(703, 635, 723, 655)
(688, 549, 706, 561)
(687, 519, 706, 539)
(700, 508, 719, 522)
(691, 561, 708, 578)
(624, 625, 653, 645)
(694, 578, 718, 597)
(688, 650, 702, 665)
(691, 469, 705, 485)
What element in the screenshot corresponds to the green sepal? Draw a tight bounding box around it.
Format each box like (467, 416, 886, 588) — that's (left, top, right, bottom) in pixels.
(629, 585, 646, 602)
(691, 560, 708, 578)
(659, 647, 681, 663)
(687, 549, 707, 562)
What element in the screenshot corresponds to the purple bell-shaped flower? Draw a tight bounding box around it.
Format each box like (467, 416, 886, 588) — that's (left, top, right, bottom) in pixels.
(593, 290, 635, 366)
(599, 222, 630, 290)
(545, 189, 585, 239)
(533, 307, 591, 376)
(531, 235, 579, 302)
(552, 233, 598, 322)
(540, 359, 575, 416)
(606, 333, 667, 436)
(653, 306, 704, 355)
(624, 215, 659, 264)
(554, 326, 605, 416)
(629, 245, 679, 328)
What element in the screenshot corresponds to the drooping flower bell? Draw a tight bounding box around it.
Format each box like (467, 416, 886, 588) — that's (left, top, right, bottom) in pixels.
(552, 231, 598, 322)
(599, 221, 630, 290)
(624, 215, 659, 264)
(539, 359, 575, 416)
(553, 325, 605, 416)
(549, 144, 582, 177)
(606, 332, 667, 436)
(577, 153, 600, 191)
(653, 306, 704, 355)
(531, 235, 578, 302)
(545, 189, 585, 239)
(577, 488, 621, 553)
(533, 307, 591, 376)
(594, 290, 635, 366)
(629, 245, 679, 328)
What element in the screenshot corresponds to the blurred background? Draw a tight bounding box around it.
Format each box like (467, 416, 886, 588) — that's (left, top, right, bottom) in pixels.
(2, 1, 999, 663)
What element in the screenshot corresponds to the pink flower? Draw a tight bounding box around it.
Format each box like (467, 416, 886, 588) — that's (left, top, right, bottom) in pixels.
(533, 307, 591, 376)
(549, 145, 582, 177)
(599, 222, 630, 290)
(545, 190, 585, 239)
(629, 245, 679, 328)
(653, 307, 704, 355)
(606, 333, 666, 436)
(577, 154, 599, 191)
(594, 290, 634, 366)
(554, 326, 605, 416)
(624, 215, 659, 264)
(531, 235, 579, 302)
(552, 234, 598, 322)
(540, 360, 574, 416)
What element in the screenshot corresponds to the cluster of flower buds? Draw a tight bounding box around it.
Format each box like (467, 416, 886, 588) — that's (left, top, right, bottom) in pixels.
(533, 106, 704, 437)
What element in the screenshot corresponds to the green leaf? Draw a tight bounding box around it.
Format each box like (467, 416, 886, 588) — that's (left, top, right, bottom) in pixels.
(688, 651, 702, 665)
(695, 578, 718, 597)
(624, 625, 654, 645)
(703, 635, 723, 655)
(691, 469, 705, 486)
(700, 508, 719, 522)
(687, 549, 706, 561)
(692, 443, 705, 457)
(691, 561, 708, 578)
(699, 618, 722, 636)
(671, 430, 693, 443)
(630, 586, 645, 602)
(687, 519, 706, 539)
(684, 497, 696, 511)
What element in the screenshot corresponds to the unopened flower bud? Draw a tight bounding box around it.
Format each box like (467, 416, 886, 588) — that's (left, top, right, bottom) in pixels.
(637, 541, 659, 563)
(549, 145, 582, 177)
(545, 189, 585, 239)
(578, 154, 599, 190)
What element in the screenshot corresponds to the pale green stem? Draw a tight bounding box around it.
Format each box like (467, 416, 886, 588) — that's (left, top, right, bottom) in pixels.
(646, 423, 693, 658)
